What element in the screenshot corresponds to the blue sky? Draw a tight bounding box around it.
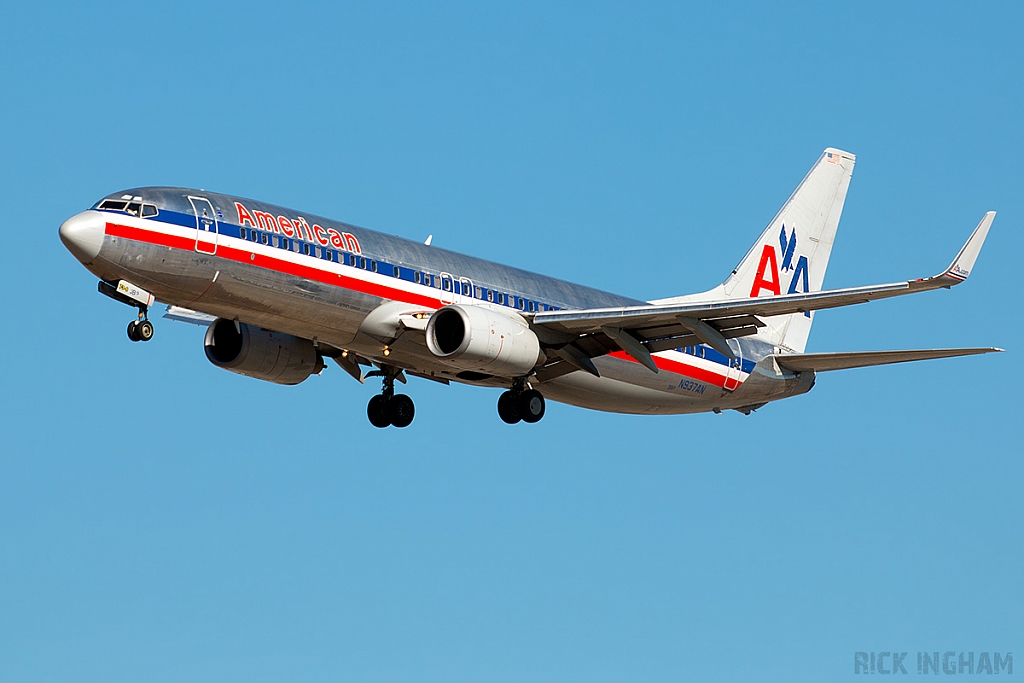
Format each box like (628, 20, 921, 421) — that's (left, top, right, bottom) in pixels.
(1, 2, 1021, 681)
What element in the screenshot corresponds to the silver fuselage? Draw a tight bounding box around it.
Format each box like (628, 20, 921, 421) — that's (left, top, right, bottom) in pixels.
(61, 187, 813, 414)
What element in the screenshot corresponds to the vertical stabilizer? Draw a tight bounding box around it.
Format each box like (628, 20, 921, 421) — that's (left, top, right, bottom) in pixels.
(654, 148, 856, 353)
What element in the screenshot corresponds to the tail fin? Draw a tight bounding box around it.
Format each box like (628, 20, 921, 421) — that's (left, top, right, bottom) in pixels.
(654, 147, 856, 353)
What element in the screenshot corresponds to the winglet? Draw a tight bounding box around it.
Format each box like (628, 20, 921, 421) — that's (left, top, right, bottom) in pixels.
(942, 211, 995, 283)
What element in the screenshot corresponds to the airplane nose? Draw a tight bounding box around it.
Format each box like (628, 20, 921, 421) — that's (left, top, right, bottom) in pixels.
(59, 210, 106, 264)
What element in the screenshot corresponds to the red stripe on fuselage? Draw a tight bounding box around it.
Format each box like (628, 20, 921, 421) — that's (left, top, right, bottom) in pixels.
(106, 220, 744, 388)
(104, 221, 444, 309)
(608, 350, 737, 388)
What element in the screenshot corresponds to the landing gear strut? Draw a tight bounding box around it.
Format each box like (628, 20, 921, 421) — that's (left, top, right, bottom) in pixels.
(98, 280, 156, 343)
(497, 382, 545, 424)
(366, 369, 415, 428)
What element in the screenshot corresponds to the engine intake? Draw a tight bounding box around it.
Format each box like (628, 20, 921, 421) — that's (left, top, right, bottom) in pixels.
(204, 318, 323, 385)
(425, 304, 542, 376)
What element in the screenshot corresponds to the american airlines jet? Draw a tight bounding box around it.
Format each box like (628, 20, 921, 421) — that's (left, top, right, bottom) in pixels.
(59, 148, 999, 427)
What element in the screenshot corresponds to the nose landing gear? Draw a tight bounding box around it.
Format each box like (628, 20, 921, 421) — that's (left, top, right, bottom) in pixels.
(127, 315, 154, 343)
(366, 367, 415, 428)
(497, 383, 546, 424)
(98, 280, 156, 343)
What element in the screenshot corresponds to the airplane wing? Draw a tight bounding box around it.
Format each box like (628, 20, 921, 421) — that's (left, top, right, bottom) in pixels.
(775, 347, 1003, 373)
(530, 212, 994, 377)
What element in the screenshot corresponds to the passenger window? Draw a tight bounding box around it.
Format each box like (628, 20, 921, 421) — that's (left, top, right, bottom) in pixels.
(371, 261, 378, 273)
(314, 246, 321, 258)
(393, 266, 400, 277)
(240, 228, 247, 240)
(272, 236, 279, 248)
(261, 233, 268, 245)
(141, 204, 158, 217)
(414, 271, 421, 284)
(292, 240, 300, 253)
(486, 290, 494, 303)
(528, 301, 536, 312)
(442, 278, 451, 292)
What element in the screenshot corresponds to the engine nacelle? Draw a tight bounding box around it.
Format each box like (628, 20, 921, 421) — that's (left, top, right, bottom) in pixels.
(425, 304, 542, 376)
(204, 318, 324, 385)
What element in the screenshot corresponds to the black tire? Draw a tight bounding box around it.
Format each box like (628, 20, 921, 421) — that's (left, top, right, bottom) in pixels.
(387, 394, 415, 428)
(367, 394, 391, 428)
(497, 390, 521, 424)
(127, 321, 140, 342)
(137, 320, 154, 342)
(517, 389, 545, 423)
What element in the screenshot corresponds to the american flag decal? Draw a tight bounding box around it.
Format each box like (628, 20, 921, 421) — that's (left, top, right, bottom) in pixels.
(826, 152, 840, 164)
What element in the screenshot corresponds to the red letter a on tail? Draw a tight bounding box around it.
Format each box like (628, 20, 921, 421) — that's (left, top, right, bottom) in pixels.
(749, 245, 781, 297)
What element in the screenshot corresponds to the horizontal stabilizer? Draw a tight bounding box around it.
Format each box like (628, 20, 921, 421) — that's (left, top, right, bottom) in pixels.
(775, 347, 1002, 373)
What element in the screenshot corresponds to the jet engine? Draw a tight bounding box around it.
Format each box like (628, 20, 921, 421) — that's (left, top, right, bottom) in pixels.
(425, 304, 542, 376)
(204, 318, 324, 385)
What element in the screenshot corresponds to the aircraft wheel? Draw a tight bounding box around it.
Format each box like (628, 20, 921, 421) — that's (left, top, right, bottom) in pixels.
(137, 320, 154, 342)
(517, 389, 545, 424)
(127, 320, 141, 342)
(367, 394, 391, 428)
(387, 394, 415, 428)
(497, 391, 521, 424)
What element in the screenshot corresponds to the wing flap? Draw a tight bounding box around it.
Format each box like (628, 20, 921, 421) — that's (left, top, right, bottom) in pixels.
(163, 305, 217, 325)
(775, 347, 1002, 373)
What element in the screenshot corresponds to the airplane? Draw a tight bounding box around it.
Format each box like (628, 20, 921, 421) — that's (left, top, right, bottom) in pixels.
(58, 148, 1000, 427)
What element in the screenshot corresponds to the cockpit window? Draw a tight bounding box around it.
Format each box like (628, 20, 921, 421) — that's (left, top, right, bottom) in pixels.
(99, 199, 159, 217)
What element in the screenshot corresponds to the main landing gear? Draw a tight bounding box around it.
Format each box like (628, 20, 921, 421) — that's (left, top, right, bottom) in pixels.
(497, 384, 546, 424)
(366, 369, 415, 428)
